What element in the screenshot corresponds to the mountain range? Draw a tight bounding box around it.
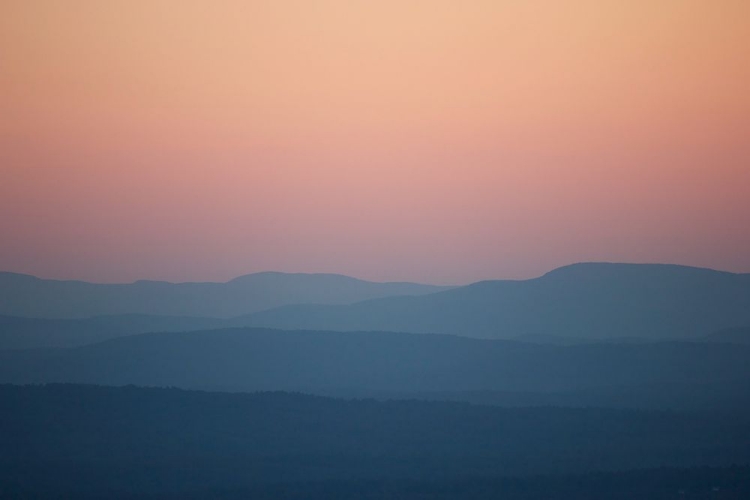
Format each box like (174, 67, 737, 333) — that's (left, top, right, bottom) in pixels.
(240, 263, 750, 340)
(3, 327, 749, 411)
(0, 271, 451, 319)
(3, 261, 750, 499)
(2, 263, 749, 347)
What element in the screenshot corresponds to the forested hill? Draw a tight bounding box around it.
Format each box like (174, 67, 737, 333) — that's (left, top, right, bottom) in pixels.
(1, 384, 749, 499)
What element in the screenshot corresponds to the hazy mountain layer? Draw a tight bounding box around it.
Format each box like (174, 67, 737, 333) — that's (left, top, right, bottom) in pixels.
(2, 263, 749, 350)
(2, 327, 749, 411)
(0, 314, 225, 349)
(239, 263, 750, 340)
(0, 271, 451, 319)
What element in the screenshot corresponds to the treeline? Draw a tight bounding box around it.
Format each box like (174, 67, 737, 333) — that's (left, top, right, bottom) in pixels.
(3, 466, 750, 499)
(1, 384, 749, 498)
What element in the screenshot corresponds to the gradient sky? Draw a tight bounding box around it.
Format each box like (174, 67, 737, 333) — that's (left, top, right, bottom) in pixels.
(1, 0, 749, 284)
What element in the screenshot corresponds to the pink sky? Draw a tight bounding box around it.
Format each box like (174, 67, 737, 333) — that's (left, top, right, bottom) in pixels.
(1, 0, 749, 284)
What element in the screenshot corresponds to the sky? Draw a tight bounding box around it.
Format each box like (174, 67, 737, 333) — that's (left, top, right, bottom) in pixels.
(1, 0, 749, 285)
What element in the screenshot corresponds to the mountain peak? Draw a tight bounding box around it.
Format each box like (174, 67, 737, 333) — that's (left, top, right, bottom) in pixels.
(542, 262, 740, 279)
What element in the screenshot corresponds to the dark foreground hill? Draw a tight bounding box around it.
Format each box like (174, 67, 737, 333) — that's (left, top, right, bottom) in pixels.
(1, 384, 749, 499)
(0, 271, 450, 319)
(239, 263, 750, 340)
(2, 328, 749, 411)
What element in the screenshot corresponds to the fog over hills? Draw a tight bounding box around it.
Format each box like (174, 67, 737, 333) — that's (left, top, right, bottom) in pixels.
(0, 271, 452, 319)
(240, 263, 750, 340)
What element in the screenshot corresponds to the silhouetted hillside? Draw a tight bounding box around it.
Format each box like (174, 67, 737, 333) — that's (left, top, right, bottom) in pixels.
(239, 263, 750, 340)
(1, 384, 749, 499)
(2, 328, 749, 410)
(0, 271, 451, 319)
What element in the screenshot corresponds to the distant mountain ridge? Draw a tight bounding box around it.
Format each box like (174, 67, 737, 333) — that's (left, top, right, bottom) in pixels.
(2, 262, 750, 343)
(239, 263, 750, 340)
(0, 271, 452, 319)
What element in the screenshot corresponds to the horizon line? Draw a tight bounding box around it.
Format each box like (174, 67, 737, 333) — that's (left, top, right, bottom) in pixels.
(1, 261, 746, 287)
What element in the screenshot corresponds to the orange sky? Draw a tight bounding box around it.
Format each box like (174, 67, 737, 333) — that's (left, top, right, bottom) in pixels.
(1, 0, 749, 284)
